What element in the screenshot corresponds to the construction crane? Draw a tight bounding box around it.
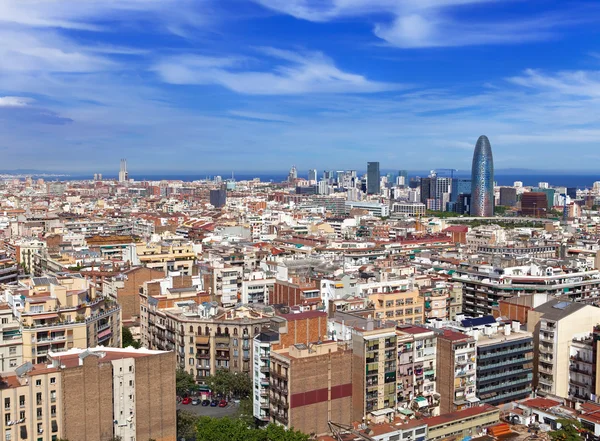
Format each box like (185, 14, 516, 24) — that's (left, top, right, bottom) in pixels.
(328, 421, 375, 441)
(430, 169, 459, 179)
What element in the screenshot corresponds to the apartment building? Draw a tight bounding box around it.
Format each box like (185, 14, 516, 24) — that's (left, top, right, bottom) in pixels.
(102, 266, 164, 324)
(436, 329, 478, 414)
(455, 264, 600, 316)
(241, 276, 275, 304)
(471, 319, 533, 405)
(270, 341, 352, 435)
(208, 265, 243, 307)
(136, 241, 196, 275)
(527, 299, 600, 398)
(368, 288, 424, 326)
(0, 255, 18, 285)
(141, 290, 273, 379)
(351, 321, 397, 421)
(252, 311, 328, 425)
(426, 404, 500, 441)
(4, 275, 121, 364)
(569, 332, 598, 402)
(396, 325, 440, 416)
(0, 347, 175, 441)
(0, 303, 23, 370)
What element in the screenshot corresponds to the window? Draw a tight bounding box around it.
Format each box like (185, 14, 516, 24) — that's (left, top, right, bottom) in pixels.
(36, 408, 42, 419)
(4, 399, 9, 410)
(4, 414, 9, 425)
(189, 347, 193, 355)
(9, 360, 16, 368)
(189, 358, 194, 366)
(50, 391, 56, 403)
(36, 393, 42, 405)
(19, 411, 24, 420)
(8, 347, 16, 356)
(50, 406, 56, 417)
(1, 318, 6, 324)
(5, 428, 11, 441)
(19, 396, 24, 407)
(35, 379, 41, 386)
(233, 338, 238, 347)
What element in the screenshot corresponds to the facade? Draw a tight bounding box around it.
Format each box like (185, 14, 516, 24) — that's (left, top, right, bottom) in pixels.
(426, 404, 500, 441)
(209, 187, 227, 208)
(253, 330, 279, 424)
(436, 329, 478, 414)
(368, 288, 424, 326)
(474, 321, 534, 405)
(568, 333, 598, 402)
(450, 179, 471, 203)
(136, 242, 197, 275)
(367, 162, 380, 195)
(499, 187, 517, 207)
(118, 158, 128, 183)
(0, 347, 175, 441)
(102, 266, 164, 324)
(5, 275, 121, 364)
(397, 325, 440, 416)
(351, 323, 397, 421)
(521, 192, 548, 217)
(527, 299, 600, 398)
(270, 341, 352, 436)
(0, 303, 23, 370)
(470, 135, 494, 217)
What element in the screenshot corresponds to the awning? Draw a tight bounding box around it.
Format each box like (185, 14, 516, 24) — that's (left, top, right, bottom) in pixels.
(415, 397, 429, 408)
(98, 329, 112, 339)
(399, 408, 414, 415)
(425, 370, 435, 376)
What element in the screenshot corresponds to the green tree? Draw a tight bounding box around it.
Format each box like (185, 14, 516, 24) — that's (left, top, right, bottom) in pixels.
(549, 418, 585, 441)
(237, 397, 255, 428)
(205, 370, 252, 398)
(176, 369, 197, 396)
(122, 327, 140, 349)
(177, 410, 199, 440)
(195, 417, 309, 441)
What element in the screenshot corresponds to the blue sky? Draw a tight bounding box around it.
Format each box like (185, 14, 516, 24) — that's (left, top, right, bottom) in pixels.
(1, 0, 600, 174)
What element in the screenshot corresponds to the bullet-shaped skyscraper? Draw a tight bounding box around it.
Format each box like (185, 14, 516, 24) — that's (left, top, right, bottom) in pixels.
(470, 135, 494, 216)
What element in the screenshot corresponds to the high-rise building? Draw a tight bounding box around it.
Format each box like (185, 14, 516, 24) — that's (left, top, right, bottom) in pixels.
(118, 158, 128, 183)
(308, 169, 317, 182)
(287, 165, 297, 182)
(520, 192, 547, 217)
(499, 187, 517, 206)
(470, 136, 494, 216)
(367, 162, 380, 195)
(451, 179, 471, 203)
(397, 170, 408, 187)
(209, 186, 227, 208)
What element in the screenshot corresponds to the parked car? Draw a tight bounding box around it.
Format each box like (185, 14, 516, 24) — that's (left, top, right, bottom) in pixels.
(191, 398, 200, 406)
(201, 399, 210, 406)
(181, 397, 192, 405)
(210, 399, 219, 407)
(218, 400, 227, 408)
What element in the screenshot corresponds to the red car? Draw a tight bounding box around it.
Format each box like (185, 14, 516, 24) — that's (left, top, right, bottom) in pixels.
(181, 397, 192, 405)
(218, 400, 227, 407)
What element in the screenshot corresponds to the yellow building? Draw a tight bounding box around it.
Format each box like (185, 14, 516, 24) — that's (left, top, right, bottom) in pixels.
(136, 242, 196, 275)
(7, 275, 121, 364)
(368, 288, 424, 326)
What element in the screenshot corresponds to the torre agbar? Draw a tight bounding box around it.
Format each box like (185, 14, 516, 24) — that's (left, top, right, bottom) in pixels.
(470, 135, 494, 216)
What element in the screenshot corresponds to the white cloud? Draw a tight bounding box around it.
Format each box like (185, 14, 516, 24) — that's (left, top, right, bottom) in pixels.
(252, 0, 585, 48)
(508, 68, 600, 98)
(153, 48, 401, 94)
(0, 96, 33, 107)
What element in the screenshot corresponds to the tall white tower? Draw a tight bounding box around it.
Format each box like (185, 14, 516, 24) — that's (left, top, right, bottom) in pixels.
(119, 159, 128, 183)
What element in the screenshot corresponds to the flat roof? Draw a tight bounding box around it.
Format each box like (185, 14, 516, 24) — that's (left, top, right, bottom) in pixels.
(426, 403, 499, 428)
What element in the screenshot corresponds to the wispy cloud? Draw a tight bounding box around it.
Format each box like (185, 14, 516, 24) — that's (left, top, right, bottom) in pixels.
(252, 0, 588, 48)
(0, 96, 33, 107)
(153, 48, 402, 94)
(508, 68, 600, 97)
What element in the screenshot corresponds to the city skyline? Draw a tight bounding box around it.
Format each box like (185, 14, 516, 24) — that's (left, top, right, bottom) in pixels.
(1, 1, 600, 171)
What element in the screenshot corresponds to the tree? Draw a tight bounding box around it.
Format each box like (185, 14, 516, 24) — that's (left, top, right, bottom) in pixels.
(195, 417, 309, 441)
(177, 410, 199, 440)
(237, 397, 255, 428)
(205, 370, 252, 398)
(122, 327, 140, 349)
(549, 418, 585, 441)
(176, 369, 196, 396)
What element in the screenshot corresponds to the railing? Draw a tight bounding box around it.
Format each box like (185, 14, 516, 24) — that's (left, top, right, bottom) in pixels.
(478, 355, 532, 371)
(477, 375, 533, 393)
(478, 346, 531, 359)
(85, 306, 120, 323)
